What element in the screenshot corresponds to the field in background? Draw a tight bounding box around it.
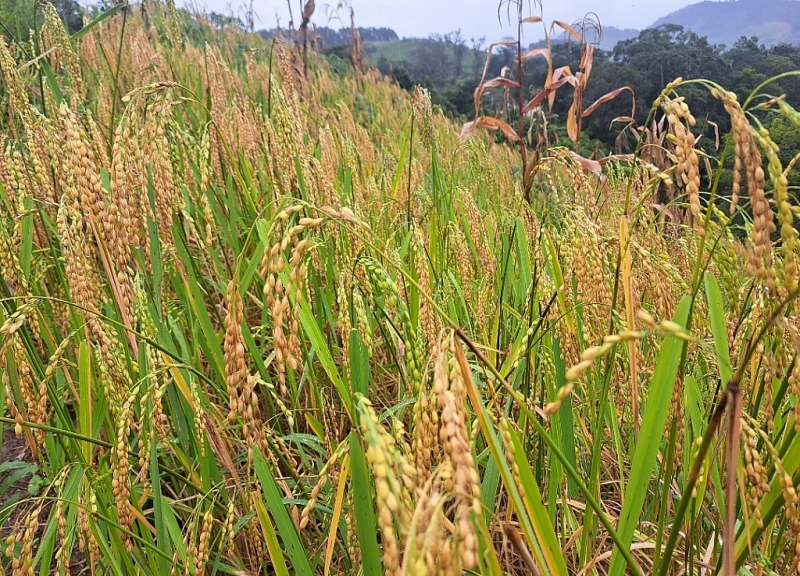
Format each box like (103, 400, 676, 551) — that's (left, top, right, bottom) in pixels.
(1, 2, 800, 575)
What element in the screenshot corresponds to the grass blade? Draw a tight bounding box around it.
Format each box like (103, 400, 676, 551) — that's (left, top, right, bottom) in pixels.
(348, 431, 383, 576)
(608, 295, 691, 576)
(253, 448, 314, 576)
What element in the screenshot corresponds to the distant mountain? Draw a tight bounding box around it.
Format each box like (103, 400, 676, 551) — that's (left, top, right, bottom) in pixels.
(651, 0, 800, 47)
(596, 26, 640, 50)
(259, 26, 398, 48)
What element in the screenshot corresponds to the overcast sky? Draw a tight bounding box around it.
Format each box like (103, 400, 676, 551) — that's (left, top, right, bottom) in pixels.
(184, 0, 718, 41)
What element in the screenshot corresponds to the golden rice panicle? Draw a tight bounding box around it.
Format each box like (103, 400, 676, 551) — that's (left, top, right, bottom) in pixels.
(459, 186, 497, 277)
(142, 96, 180, 258)
(41, 3, 85, 100)
(411, 344, 441, 485)
(5, 145, 28, 223)
(197, 130, 216, 248)
(755, 127, 798, 293)
(59, 109, 131, 405)
(77, 13, 100, 79)
(0, 195, 26, 300)
(265, 87, 303, 194)
(712, 96, 781, 293)
(300, 445, 345, 530)
(747, 143, 777, 295)
(0, 329, 48, 444)
(77, 488, 100, 569)
(260, 207, 295, 395)
(669, 373, 685, 461)
(752, 418, 799, 552)
(413, 86, 437, 149)
(9, 505, 41, 576)
(713, 89, 748, 214)
(182, 507, 214, 576)
(53, 488, 70, 576)
(274, 39, 299, 108)
(260, 208, 323, 396)
(61, 103, 106, 224)
(0, 35, 34, 130)
(336, 272, 354, 379)
(448, 221, 473, 291)
(569, 216, 612, 342)
(110, 112, 147, 257)
(663, 97, 702, 230)
(102, 119, 141, 324)
(411, 226, 439, 354)
(0, 137, 11, 202)
(741, 418, 770, 529)
(224, 280, 268, 459)
(357, 397, 415, 576)
(112, 387, 137, 551)
(353, 287, 374, 356)
(431, 335, 480, 571)
(402, 481, 447, 576)
(318, 127, 340, 192)
(224, 280, 248, 424)
(790, 352, 800, 432)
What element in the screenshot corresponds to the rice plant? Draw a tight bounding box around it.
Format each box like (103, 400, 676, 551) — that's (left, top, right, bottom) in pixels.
(1, 2, 799, 575)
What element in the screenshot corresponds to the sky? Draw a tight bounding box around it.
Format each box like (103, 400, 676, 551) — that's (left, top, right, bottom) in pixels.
(184, 0, 720, 41)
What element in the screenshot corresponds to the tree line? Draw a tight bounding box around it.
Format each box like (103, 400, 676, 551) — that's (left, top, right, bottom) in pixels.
(373, 24, 800, 168)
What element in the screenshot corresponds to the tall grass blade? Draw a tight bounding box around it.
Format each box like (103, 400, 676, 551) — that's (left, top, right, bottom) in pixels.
(608, 295, 691, 576)
(253, 448, 314, 576)
(348, 431, 382, 576)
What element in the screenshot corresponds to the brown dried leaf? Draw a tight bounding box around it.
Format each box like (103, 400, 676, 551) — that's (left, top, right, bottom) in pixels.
(582, 86, 635, 118)
(461, 120, 477, 142)
(707, 120, 720, 150)
(462, 116, 520, 142)
(551, 65, 575, 83)
(521, 16, 543, 24)
(551, 20, 583, 43)
(522, 77, 571, 114)
(474, 77, 520, 116)
(575, 71, 586, 92)
(580, 43, 594, 82)
(569, 151, 603, 178)
(301, 0, 315, 25)
(481, 77, 521, 90)
(567, 102, 579, 144)
(549, 67, 578, 109)
(520, 47, 551, 66)
(475, 41, 519, 113)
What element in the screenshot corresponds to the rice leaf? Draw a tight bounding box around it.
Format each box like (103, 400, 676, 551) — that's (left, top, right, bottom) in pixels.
(348, 431, 382, 576)
(253, 448, 314, 576)
(608, 295, 691, 576)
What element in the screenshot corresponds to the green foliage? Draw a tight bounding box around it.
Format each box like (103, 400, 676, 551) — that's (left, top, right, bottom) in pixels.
(0, 0, 83, 41)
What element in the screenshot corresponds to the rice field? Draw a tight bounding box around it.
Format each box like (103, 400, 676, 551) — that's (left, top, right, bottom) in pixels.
(1, 3, 800, 575)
